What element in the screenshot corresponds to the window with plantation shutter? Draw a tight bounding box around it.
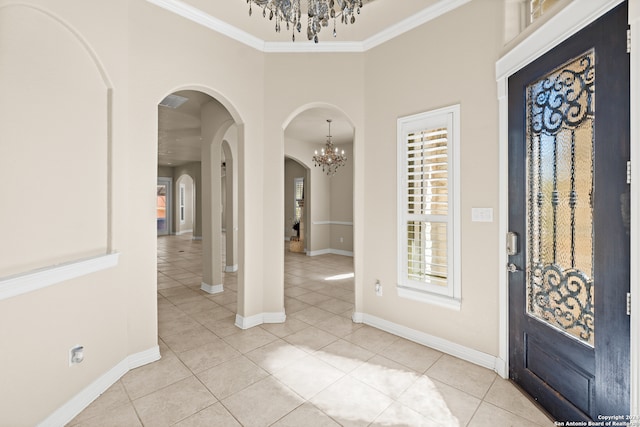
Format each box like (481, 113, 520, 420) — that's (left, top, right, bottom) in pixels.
(294, 177, 304, 222)
(397, 105, 460, 309)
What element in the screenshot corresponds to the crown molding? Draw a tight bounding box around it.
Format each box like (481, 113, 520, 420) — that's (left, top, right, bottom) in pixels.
(263, 41, 365, 53)
(145, 0, 266, 51)
(145, 0, 469, 53)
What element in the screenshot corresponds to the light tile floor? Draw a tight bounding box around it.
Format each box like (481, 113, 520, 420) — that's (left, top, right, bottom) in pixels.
(68, 234, 553, 426)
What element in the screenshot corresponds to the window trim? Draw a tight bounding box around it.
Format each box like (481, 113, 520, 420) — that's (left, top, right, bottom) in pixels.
(397, 104, 461, 310)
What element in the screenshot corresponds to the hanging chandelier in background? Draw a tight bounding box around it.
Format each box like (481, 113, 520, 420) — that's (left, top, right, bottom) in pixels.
(313, 119, 347, 176)
(247, 0, 364, 43)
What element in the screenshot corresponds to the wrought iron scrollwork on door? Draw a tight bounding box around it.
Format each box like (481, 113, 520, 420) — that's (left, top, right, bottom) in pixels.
(526, 49, 595, 346)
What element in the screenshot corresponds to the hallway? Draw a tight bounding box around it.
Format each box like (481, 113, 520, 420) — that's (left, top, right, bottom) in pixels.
(68, 234, 552, 426)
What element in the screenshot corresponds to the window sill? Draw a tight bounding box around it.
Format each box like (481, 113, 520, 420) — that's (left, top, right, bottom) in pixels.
(397, 285, 461, 311)
(0, 253, 120, 301)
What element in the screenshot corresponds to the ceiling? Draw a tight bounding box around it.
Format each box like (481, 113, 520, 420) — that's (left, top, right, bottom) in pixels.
(158, 90, 210, 167)
(156, 0, 465, 167)
(147, 0, 466, 50)
(179, 0, 443, 44)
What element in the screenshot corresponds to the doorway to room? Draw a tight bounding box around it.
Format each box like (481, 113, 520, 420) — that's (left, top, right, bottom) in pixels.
(157, 88, 241, 315)
(283, 106, 356, 318)
(157, 177, 172, 236)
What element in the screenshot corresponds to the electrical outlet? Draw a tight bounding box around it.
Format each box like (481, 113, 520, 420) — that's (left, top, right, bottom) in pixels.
(69, 345, 84, 366)
(375, 280, 382, 296)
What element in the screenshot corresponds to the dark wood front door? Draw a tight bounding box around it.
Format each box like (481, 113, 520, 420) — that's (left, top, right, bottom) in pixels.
(508, 2, 630, 421)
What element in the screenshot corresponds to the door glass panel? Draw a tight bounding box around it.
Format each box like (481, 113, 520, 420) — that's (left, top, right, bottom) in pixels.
(526, 49, 595, 346)
(157, 184, 167, 233)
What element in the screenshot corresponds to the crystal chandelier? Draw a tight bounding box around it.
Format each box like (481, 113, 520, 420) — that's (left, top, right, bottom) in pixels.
(247, 0, 364, 43)
(313, 119, 347, 176)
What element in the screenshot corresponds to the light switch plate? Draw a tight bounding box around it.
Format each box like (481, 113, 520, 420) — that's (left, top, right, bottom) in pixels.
(471, 208, 493, 222)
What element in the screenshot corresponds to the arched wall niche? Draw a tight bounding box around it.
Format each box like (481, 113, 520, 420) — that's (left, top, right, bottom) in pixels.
(0, 4, 114, 277)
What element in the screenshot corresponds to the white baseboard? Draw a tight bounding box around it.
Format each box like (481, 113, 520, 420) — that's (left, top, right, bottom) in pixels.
(328, 248, 354, 257)
(235, 313, 262, 329)
(176, 229, 193, 236)
(224, 265, 238, 273)
(38, 346, 160, 427)
(235, 311, 286, 329)
(307, 248, 354, 257)
(263, 312, 286, 324)
(201, 282, 223, 294)
(494, 357, 508, 378)
(353, 312, 499, 373)
(192, 236, 203, 241)
(307, 249, 330, 256)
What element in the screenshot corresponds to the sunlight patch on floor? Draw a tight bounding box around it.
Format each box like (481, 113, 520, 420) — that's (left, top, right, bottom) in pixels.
(260, 345, 459, 426)
(324, 272, 355, 281)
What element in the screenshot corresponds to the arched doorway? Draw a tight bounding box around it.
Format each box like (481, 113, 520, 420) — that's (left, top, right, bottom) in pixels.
(157, 89, 241, 315)
(284, 106, 354, 257)
(175, 173, 195, 236)
(283, 106, 356, 317)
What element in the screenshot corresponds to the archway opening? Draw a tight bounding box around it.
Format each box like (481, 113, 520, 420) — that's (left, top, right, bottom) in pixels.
(156, 89, 241, 333)
(175, 173, 195, 236)
(283, 106, 355, 318)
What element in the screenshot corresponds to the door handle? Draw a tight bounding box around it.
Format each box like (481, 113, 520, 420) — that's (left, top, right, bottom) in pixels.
(507, 263, 521, 273)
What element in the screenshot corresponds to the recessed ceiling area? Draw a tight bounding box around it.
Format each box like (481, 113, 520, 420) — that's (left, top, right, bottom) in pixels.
(148, 0, 457, 48)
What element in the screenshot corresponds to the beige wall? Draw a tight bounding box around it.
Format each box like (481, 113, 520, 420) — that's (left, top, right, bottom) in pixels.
(0, 0, 267, 424)
(0, 0, 510, 424)
(0, 2, 135, 425)
(362, 0, 503, 355)
(329, 143, 354, 254)
(0, 3, 109, 277)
